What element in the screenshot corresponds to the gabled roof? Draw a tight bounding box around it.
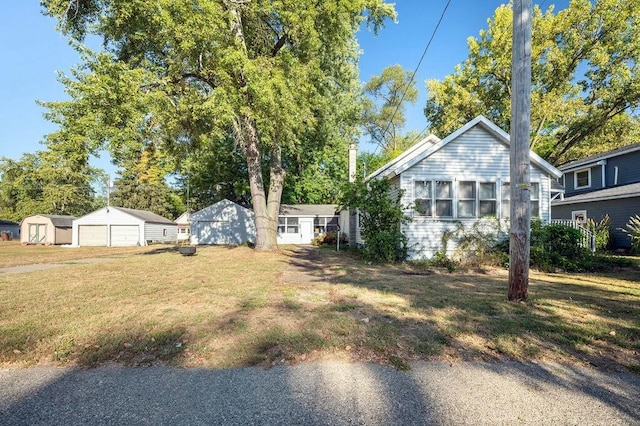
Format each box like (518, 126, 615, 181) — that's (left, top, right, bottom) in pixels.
(191, 199, 254, 221)
(552, 181, 640, 205)
(279, 204, 338, 216)
(366, 134, 441, 180)
(40, 215, 76, 227)
(175, 211, 190, 224)
(367, 115, 562, 180)
(110, 207, 175, 225)
(559, 142, 640, 172)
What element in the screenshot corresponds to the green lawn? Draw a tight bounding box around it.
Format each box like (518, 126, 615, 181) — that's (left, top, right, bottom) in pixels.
(1, 244, 638, 372)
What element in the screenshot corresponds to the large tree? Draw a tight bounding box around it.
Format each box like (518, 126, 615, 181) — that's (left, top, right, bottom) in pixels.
(0, 150, 100, 221)
(363, 64, 419, 155)
(41, 0, 396, 250)
(424, 0, 640, 165)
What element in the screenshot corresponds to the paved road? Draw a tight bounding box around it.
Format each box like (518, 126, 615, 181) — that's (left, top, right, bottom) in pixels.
(1, 361, 638, 425)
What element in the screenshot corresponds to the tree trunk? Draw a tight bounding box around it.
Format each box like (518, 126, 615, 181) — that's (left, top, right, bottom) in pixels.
(227, 3, 279, 250)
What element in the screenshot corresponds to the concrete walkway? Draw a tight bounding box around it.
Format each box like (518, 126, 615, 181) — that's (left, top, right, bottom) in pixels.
(0, 257, 116, 275)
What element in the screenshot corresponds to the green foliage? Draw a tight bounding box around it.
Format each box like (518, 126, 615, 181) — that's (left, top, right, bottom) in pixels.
(585, 215, 612, 252)
(41, 0, 397, 249)
(363, 65, 419, 153)
(0, 151, 101, 221)
(454, 216, 508, 266)
(621, 214, 640, 254)
(341, 178, 408, 263)
(424, 0, 640, 165)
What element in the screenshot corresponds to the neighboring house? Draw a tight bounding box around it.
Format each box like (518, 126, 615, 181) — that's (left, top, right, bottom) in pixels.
(278, 204, 344, 245)
(190, 199, 256, 245)
(552, 142, 640, 249)
(364, 115, 562, 259)
(0, 220, 20, 240)
(20, 215, 75, 245)
(175, 212, 191, 242)
(72, 207, 177, 246)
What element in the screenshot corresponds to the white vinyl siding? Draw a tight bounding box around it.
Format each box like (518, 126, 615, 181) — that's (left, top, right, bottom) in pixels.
(396, 126, 553, 259)
(144, 223, 177, 244)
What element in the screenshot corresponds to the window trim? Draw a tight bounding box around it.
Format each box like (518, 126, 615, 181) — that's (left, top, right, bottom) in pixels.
(574, 168, 591, 190)
(457, 181, 477, 218)
(478, 182, 497, 217)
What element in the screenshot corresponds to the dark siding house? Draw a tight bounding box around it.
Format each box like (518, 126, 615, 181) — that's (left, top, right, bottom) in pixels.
(552, 143, 640, 249)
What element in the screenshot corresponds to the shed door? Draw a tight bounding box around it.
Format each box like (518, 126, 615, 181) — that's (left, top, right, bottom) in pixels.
(28, 224, 47, 243)
(78, 225, 108, 246)
(110, 225, 140, 246)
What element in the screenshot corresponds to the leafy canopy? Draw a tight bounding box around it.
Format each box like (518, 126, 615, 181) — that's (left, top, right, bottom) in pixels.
(424, 0, 640, 165)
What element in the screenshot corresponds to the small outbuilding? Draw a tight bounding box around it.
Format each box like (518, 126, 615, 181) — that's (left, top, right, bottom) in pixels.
(72, 207, 177, 247)
(277, 204, 342, 245)
(20, 214, 75, 245)
(190, 199, 256, 245)
(175, 211, 191, 242)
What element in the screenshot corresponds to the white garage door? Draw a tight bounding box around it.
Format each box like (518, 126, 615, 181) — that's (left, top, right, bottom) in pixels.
(78, 225, 107, 246)
(110, 225, 140, 246)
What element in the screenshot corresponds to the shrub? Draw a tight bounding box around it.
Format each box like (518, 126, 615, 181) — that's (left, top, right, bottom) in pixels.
(621, 214, 640, 254)
(585, 215, 611, 252)
(311, 231, 347, 246)
(454, 216, 508, 266)
(341, 178, 409, 263)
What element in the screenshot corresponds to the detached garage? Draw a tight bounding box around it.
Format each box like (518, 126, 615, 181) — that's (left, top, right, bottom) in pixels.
(190, 199, 256, 245)
(72, 207, 177, 247)
(20, 215, 75, 245)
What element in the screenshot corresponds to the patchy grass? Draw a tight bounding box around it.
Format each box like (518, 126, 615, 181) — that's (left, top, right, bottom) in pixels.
(1, 244, 639, 373)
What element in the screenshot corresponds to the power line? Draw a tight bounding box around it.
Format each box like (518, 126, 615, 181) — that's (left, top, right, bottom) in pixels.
(373, 0, 452, 155)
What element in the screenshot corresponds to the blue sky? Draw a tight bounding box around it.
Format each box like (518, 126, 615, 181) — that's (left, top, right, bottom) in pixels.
(0, 1, 568, 177)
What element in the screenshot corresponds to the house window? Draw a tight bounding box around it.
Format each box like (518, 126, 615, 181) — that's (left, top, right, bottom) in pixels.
(314, 216, 339, 235)
(479, 182, 497, 217)
(501, 182, 510, 218)
(414, 180, 432, 216)
(530, 182, 540, 218)
(574, 168, 591, 189)
(435, 181, 453, 217)
(163, 229, 167, 236)
(458, 181, 476, 218)
(278, 217, 299, 234)
(501, 182, 540, 218)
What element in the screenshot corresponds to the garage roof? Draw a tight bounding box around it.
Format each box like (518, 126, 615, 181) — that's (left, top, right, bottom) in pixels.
(112, 207, 176, 225)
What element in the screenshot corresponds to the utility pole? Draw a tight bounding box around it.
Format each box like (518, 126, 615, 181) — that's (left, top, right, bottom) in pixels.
(509, 0, 532, 301)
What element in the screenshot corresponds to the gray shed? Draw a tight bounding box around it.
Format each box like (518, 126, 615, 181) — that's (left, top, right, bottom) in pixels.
(20, 214, 75, 245)
(190, 199, 256, 245)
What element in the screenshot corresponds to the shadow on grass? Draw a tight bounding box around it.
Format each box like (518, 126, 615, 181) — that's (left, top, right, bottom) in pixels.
(291, 247, 640, 372)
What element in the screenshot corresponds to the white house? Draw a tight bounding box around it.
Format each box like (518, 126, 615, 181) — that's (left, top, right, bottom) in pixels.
(277, 204, 343, 245)
(364, 115, 563, 259)
(72, 207, 177, 246)
(190, 199, 256, 245)
(175, 211, 191, 242)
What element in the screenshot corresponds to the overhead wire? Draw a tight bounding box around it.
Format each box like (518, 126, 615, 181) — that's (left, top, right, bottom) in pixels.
(372, 0, 452, 156)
